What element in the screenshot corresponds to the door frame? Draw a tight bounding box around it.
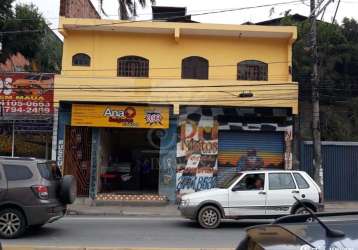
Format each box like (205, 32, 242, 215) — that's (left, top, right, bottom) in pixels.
(228, 172, 268, 216)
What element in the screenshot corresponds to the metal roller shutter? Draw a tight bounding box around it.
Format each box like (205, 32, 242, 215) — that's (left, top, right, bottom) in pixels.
(217, 131, 285, 185)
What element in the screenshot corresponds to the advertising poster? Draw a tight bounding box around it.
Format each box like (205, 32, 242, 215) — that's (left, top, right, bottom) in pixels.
(0, 73, 54, 116)
(71, 104, 169, 129)
(176, 113, 218, 197)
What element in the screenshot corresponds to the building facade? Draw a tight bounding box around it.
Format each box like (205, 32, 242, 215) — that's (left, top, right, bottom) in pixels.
(54, 16, 297, 203)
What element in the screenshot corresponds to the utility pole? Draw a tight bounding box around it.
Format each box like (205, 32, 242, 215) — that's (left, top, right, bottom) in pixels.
(310, 0, 323, 192)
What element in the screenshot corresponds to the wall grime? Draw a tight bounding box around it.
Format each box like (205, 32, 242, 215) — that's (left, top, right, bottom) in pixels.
(176, 107, 293, 198)
(176, 108, 219, 198)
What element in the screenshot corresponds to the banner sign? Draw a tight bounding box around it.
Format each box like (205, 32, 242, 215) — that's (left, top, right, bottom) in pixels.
(176, 112, 219, 197)
(0, 73, 54, 116)
(71, 104, 169, 129)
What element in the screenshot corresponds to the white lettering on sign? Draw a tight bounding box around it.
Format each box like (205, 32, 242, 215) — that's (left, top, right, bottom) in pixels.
(145, 112, 163, 125)
(103, 107, 125, 118)
(57, 140, 64, 168)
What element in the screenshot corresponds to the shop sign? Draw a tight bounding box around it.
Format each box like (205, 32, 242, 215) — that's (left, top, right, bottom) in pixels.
(71, 104, 169, 129)
(0, 73, 54, 116)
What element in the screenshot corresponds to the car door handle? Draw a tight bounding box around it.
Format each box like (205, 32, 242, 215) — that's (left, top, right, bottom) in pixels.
(292, 190, 300, 194)
(258, 191, 266, 195)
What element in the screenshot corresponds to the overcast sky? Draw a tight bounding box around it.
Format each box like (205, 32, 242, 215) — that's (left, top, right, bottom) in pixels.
(15, 0, 358, 37)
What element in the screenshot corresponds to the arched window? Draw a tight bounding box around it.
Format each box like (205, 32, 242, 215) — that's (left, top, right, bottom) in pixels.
(182, 56, 209, 80)
(117, 56, 149, 77)
(72, 53, 91, 66)
(237, 60, 268, 81)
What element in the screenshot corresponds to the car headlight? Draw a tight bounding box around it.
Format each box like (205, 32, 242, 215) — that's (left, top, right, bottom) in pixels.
(180, 199, 190, 207)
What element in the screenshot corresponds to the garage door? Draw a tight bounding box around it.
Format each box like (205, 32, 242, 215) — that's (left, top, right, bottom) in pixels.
(217, 131, 285, 185)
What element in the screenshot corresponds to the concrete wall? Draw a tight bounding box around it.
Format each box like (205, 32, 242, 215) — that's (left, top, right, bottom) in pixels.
(55, 19, 298, 114)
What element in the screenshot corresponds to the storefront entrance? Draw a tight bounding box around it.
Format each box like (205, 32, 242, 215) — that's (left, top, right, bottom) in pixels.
(97, 128, 161, 195)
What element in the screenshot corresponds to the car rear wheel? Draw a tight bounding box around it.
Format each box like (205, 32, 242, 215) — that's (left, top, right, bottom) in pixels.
(0, 208, 26, 239)
(198, 205, 221, 229)
(295, 206, 315, 223)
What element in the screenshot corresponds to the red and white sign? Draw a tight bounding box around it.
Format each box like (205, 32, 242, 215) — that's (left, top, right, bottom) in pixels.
(0, 73, 54, 116)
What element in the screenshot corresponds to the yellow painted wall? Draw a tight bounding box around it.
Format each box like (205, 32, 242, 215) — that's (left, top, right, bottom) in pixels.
(56, 18, 298, 114)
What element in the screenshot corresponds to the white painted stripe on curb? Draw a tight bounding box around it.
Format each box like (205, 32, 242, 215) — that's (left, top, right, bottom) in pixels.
(62, 217, 186, 221)
(3, 246, 232, 250)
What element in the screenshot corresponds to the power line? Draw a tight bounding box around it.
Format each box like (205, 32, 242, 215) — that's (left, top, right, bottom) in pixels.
(59, 61, 290, 72)
(332, 0, 342, 23)
(6, 0, 358, 23)
(0, 0, 307, 35)
(1, 2, 306, 21)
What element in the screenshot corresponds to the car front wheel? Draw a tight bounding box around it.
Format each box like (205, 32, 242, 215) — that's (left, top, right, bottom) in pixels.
(0, 208, 26, 239)
(295, 206, 315, 223)
(198, 205, 221, 229)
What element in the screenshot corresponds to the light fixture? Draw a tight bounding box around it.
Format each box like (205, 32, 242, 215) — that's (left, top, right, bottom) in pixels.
(239, 91, 254, 98)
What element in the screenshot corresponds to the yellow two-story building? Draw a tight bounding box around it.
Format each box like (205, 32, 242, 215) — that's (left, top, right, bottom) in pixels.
(55, 11, 297, 203)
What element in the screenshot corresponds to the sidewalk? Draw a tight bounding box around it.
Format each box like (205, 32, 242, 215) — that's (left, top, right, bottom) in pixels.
(67, 204, 180, 217)
(325, 201, 358, 212)
(3, 247, 230, 250)
(67, 201, 358, 217)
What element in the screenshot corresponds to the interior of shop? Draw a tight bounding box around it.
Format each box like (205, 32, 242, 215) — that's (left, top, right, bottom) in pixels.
(97, 128, 161, 195)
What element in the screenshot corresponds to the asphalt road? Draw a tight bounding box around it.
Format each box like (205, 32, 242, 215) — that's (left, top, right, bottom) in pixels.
(3, 215, 358, 249)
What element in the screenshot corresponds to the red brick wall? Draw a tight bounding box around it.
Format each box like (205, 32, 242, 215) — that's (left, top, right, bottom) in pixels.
(60, 0, 100, 19)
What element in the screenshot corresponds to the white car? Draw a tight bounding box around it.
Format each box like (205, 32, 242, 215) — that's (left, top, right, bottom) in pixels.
(179, 170, 324, 229)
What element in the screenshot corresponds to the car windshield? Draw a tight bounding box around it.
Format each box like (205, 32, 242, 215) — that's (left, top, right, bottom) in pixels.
(217, 173, 243, 189)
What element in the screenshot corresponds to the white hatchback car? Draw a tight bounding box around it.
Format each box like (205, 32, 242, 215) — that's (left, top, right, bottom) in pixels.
(179, 170, 324, 229)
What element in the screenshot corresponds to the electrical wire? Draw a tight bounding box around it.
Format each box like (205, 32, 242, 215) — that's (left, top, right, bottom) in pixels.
(0, 0, 307, 35)
(2, 1, 308, 21)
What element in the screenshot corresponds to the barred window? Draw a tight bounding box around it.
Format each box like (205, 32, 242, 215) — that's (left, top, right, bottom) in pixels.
(72, 53, 91, 66)
(117, 56, 149, 77)
(182, 56, 209, 80)
(237, 60, 268, 81)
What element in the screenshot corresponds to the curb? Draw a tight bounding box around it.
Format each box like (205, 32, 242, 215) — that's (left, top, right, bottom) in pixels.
(66, 210, 181, 218)
(3, 246, 232, 250)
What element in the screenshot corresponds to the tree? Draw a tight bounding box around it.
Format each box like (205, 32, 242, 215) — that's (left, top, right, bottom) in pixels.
(0, 0, 13, 22)
(278, 15, 358, 141)
(2, 4, 46, 61)
(0, 3, 62, 73)
(99, 0, 155, 20)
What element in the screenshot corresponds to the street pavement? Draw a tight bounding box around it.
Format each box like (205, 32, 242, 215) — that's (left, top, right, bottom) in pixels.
(3, 215, 358, 249)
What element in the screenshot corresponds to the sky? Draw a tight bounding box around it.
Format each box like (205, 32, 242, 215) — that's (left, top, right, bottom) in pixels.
(15, 0, 358, 38)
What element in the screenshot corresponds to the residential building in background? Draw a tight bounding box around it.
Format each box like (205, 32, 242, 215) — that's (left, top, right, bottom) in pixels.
(54, 1, 297, 203)
(0, 22, 61, 160)
(0, 72, 54, 159)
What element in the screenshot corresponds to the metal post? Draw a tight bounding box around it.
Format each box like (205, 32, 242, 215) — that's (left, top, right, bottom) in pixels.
(11, 120, 15, 157)
(45, 135, 49, 160)
(310, 0, 323, 192)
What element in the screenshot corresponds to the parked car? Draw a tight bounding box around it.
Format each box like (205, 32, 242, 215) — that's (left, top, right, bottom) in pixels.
(236, 205, 358, 250)
(12, 74, 53, 96)
(178, 169, 324, 229)
(0, 157, 76, 238)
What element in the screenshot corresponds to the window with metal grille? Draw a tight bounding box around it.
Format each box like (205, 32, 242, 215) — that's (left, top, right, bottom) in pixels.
(72, 53, 91, 66)
(182, 56, 209, 80)
(237, 60, 268, 81)
(117, 56, 149, 77)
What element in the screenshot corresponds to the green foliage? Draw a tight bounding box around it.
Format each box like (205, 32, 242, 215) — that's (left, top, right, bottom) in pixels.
(100, 0, 156, 20)
(35, 31, 62, 73)
(0, 0, 14, 22)
(282, 16, 358, 141)
(2, 4, 46, 60)
(0, 3, 62, 73)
